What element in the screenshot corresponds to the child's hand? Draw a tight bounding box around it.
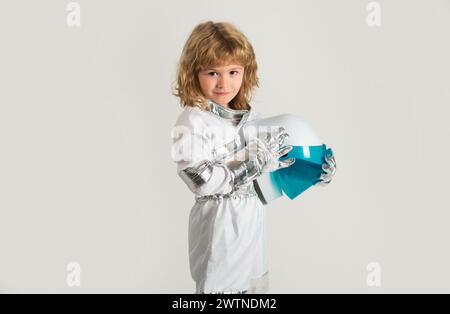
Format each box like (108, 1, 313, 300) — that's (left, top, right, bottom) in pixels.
(317, 149, 336, 186)
(249, 128, 295, 173)
(226, 127, 295, 189)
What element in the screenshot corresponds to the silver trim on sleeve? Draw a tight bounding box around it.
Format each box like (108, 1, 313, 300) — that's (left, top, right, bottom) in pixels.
(178, 160, 214, 194)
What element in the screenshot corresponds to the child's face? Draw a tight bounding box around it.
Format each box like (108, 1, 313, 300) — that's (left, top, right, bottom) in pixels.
(198, 64, 244, 108)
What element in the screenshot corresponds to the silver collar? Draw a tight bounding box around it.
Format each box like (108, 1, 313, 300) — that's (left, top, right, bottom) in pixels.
(204, 99, 251, 126)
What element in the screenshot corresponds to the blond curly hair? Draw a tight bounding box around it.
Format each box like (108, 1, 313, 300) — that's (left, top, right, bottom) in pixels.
(173, 21, 259, 110)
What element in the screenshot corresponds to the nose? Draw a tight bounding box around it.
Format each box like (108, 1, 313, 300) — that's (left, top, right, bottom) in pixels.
(216, 75, 227, 89)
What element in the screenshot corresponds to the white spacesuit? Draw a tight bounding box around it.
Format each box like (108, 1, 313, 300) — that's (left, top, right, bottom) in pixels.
(171, 99, 290, 294)
(172, 99, 336, 294)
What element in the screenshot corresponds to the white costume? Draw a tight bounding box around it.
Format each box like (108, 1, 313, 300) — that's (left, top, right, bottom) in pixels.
(171, 100, 270, 294)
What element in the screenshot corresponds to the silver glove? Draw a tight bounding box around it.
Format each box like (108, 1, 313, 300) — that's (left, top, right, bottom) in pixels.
(226, 127, 296, 189)
(317, 152, 336, 186)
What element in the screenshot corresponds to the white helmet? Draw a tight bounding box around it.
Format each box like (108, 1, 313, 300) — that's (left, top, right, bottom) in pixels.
(243, 114, 333, 203)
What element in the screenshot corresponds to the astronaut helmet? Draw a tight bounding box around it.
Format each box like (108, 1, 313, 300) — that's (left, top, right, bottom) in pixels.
(242, 114, 332, 202)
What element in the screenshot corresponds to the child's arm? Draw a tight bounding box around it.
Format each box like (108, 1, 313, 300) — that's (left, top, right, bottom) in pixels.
(172, 110, 294, 197)
(178, 159, 234, 196)
(172, 112, 234, 197)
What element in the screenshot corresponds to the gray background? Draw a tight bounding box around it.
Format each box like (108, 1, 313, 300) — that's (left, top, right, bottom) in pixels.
(0, 0, 449, 293)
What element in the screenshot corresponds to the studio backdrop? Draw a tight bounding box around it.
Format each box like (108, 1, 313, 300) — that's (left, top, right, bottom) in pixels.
(0, 0, 449, 293)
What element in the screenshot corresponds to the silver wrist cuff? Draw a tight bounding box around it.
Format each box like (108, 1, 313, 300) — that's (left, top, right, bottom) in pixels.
(226, 158, 262, 188)
(178, 160, 215, 194)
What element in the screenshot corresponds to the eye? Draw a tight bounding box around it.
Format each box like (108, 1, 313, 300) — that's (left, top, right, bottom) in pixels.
(206, 70, 240, 76)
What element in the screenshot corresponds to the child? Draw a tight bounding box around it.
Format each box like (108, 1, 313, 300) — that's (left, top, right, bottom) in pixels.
(171, 21, 333, 294)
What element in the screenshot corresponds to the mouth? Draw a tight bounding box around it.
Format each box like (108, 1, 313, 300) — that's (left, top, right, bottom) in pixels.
(214, 92, 230, 96)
